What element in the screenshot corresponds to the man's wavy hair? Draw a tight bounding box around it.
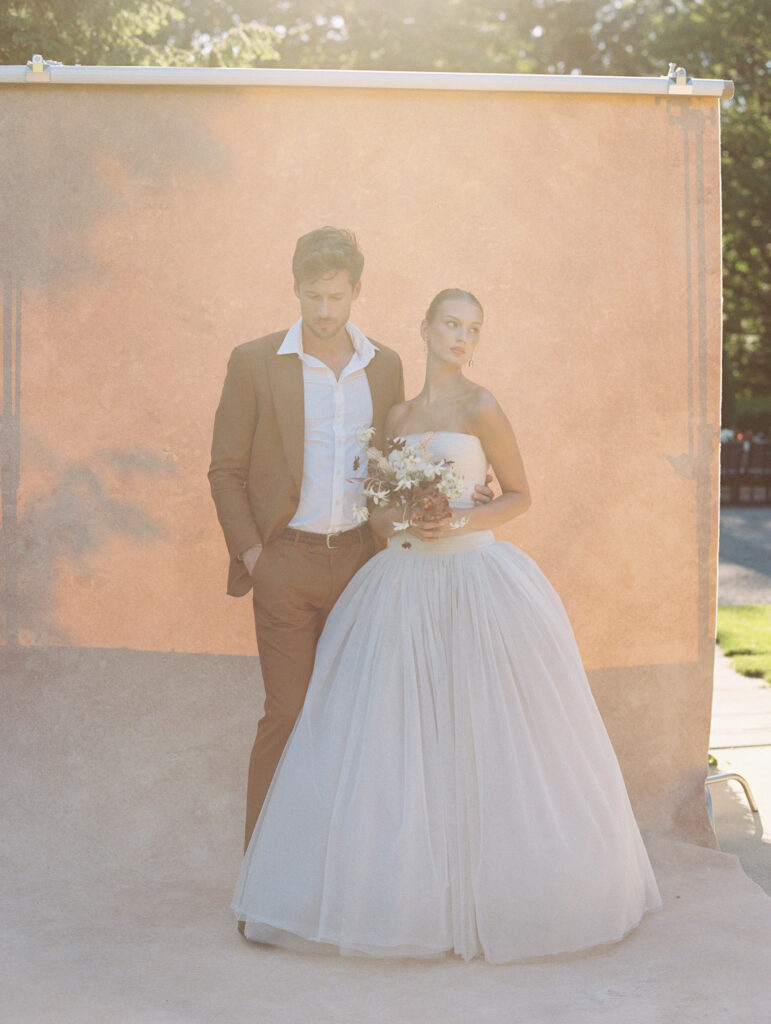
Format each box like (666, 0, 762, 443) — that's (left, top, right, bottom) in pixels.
(292, 227, 364, 287)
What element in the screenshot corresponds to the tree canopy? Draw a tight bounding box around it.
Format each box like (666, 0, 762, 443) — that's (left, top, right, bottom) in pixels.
(1, 1, 767, 422)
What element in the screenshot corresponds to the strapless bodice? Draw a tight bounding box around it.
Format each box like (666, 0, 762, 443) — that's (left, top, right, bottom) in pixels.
(400, 431, 487, 509)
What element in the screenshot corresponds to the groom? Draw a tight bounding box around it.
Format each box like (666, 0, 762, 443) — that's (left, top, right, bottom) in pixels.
(209, 227, 404, 849)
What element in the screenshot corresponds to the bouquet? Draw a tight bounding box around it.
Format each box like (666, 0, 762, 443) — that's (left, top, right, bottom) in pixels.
(351, 430, 469, 533)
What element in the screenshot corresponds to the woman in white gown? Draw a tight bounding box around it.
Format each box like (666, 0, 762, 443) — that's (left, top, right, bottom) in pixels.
(232, 289, 662, 963)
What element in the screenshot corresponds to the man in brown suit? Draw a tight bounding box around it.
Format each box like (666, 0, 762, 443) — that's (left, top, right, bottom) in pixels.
(209, 228, 405, 850)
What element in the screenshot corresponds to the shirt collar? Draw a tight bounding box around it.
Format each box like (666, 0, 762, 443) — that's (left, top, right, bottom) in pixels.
(277, 318, 377, 367)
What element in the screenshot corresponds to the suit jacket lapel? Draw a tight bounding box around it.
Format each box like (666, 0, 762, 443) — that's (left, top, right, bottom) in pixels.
(267, 345, 304, 491)
(365, 349, 389, 450)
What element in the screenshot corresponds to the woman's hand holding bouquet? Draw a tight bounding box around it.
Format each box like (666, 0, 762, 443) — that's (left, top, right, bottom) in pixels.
(352, 431, 469, 541)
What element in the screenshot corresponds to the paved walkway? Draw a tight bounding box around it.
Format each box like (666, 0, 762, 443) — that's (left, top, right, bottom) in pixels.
(708, 650, 771, 895)
(711, 505, 771, 894)
(718, 506, 771, 605)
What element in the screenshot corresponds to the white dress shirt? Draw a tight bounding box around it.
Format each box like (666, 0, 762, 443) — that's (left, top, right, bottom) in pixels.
(280, 318, 375, 534)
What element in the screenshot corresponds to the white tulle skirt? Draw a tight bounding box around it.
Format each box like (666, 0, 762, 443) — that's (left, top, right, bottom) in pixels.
(233, 532, 662, 964)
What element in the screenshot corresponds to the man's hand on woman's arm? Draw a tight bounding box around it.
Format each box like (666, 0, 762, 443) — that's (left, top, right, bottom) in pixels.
(473, 474, 495, 505)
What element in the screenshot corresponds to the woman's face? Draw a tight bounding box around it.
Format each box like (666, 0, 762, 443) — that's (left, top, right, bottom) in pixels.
(422, 299, 483, 367)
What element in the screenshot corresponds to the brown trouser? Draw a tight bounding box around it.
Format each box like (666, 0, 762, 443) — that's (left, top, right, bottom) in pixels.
(245, 527, 377, 849)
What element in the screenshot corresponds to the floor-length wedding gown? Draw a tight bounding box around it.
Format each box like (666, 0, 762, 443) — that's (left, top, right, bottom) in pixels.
(232, 431, 662, 963)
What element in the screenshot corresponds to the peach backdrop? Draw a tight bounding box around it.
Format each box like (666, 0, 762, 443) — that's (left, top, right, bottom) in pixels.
(0, 83, 721, 837)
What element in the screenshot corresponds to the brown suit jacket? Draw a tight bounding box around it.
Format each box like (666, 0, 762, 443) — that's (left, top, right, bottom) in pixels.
(209, 329, 405, 596)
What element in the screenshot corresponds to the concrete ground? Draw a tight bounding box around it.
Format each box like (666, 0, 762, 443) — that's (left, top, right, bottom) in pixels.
(2, 506, 770, 1024)
(2, 643, 771, 1024)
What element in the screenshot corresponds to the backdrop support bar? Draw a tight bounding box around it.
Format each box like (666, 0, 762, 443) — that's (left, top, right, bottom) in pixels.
(3, 58, 734, 99)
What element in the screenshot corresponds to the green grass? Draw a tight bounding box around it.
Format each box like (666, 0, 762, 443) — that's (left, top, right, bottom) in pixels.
(716, 605, 771, 684)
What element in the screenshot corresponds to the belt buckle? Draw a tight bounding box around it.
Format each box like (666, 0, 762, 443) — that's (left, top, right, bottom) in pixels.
(325, 531, 341, 549)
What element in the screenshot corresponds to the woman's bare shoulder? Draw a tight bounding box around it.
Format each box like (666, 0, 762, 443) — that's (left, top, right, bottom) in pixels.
(466, 384, 503, 423)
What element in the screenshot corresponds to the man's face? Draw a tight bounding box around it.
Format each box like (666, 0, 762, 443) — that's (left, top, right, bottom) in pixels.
(294, 270, 361, 342)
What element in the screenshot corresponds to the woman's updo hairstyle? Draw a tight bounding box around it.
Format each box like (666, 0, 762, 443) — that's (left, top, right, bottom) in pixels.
(425, 288, 483, 324)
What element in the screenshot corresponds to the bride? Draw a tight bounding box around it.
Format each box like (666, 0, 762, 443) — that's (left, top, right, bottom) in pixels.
(232, 289, 662, 963)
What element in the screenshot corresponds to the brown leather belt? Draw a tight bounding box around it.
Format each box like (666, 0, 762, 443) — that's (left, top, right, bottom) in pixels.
(279, 524, 371, 549)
